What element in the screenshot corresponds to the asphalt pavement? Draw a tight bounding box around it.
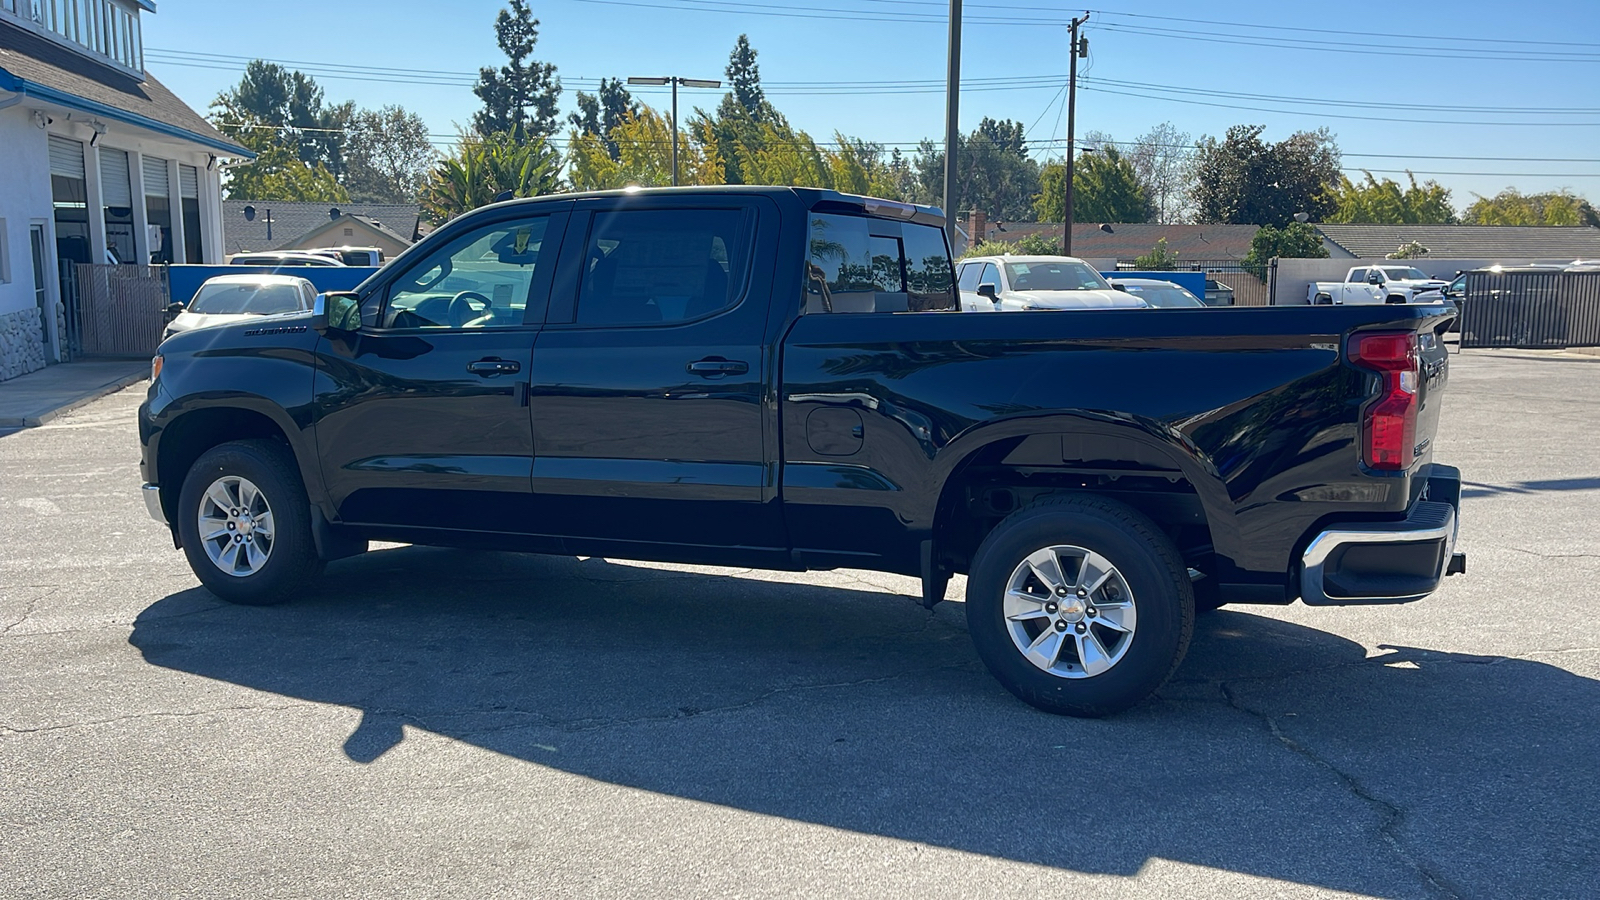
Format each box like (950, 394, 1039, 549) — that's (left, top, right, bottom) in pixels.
(1, 350, 1596, 899)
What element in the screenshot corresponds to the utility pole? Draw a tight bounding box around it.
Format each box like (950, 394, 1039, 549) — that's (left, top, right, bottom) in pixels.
(1062, 12, 1089, 256)
(944, 0, 962, 247)
(627, 75, 722, 186)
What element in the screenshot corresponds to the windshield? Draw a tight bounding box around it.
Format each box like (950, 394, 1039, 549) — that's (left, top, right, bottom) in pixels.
(1381, 267, 1429, 281)
(189, 283, 304, 315)
(1118, 283, 1204, 308)
(1003, 261, 1111, 292)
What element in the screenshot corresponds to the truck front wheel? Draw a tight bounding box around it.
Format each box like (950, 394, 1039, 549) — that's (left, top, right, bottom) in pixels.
(965, 495, 1195, 717)
(177, 439, 323, 605)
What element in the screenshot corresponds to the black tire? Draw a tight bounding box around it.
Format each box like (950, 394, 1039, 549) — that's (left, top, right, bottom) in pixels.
(177, 439, 323, 605)
(965, 494, 1195, 717)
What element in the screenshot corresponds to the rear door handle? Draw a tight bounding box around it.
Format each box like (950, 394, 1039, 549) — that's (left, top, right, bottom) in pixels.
(467, 358, 521, 376)
(687, 358, 749, 377)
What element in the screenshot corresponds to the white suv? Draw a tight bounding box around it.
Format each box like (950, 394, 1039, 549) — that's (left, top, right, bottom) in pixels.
(955, 255, 1145, 311)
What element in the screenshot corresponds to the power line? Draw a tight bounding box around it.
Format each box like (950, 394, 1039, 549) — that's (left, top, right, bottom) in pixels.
(548, 0, 1600, 63)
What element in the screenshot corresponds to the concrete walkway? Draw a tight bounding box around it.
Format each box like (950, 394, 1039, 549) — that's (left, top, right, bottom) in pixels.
(0, 360, 149, 429)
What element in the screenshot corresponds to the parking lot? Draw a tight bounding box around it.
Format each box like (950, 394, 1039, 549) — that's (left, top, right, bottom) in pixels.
(2, 348, 1596, 899)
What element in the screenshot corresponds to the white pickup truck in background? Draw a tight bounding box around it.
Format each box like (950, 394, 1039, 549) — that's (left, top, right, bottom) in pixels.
(1308, 265, 1449, 305)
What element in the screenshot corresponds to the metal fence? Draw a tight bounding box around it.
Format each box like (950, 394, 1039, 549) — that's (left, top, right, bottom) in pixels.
(65, 264, 170, 359)
(1113, 258, 1270, 306)
(1460, 270, 1600, 350)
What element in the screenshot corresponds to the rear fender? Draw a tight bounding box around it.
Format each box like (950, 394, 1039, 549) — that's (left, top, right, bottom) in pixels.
(927, 411, 1241, 563)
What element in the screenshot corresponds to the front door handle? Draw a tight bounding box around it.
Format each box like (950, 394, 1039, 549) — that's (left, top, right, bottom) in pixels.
(687, 357, 749, 377)
(467, 357, 521, 376)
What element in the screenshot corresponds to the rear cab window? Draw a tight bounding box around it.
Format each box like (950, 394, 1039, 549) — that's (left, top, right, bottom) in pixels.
(805, 212, 955, 314)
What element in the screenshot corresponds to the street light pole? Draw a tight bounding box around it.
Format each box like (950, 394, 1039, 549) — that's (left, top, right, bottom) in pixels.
(1062, 12, 1089, 256)
(628, 76, 722, 186)
(944, 0, 962, 247)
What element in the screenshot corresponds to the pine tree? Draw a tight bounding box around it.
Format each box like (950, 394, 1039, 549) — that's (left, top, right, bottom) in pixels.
(472, 0, 562, 140)
(722, 34, 766, 121)
(567, 78, 640, 161)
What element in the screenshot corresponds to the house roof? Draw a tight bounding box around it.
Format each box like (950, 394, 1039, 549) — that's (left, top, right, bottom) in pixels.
(284, 213, 418, 251)
(0, 23, 248, 157)
(1316, 224, 1600, 259)
(221, 201, 421, 254)
(982, 222, 1261, 261)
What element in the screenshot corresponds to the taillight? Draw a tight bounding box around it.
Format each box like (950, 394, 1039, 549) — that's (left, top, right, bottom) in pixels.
(1349, 332, 1419, 470)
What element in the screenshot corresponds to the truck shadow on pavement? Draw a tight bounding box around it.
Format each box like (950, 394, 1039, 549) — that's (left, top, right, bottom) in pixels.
(131, 546, 1598, 898)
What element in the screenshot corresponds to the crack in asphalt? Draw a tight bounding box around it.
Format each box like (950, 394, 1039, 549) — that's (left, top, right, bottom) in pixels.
(1218, 680, 1464, 900)
(1508, 547, 1600, 560)
(439, 664, 975, 738)
(0, 590, 52, 637)
(0, 703, 307, 737)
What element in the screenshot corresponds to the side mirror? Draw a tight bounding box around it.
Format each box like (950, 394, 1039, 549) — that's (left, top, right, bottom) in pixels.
(312, 291, 364, 335)
(1366, 272, 1383, 285)
(1112, 284, 1128, 292)
(977, 282, 999, 301)
(165, 301, 185, 314)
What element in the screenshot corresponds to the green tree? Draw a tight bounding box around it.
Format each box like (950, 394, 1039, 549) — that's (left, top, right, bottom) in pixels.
(567, 78, 639, 162)
(472, 0, 562, 141)
(708, 35, 788, 185)
(721, 34, 769, 122)
(1034, 146, 1150, 223)
(222, 136, 349, 202)
(567, 107, 721, 191)
(1012, 233, 1061, 255)
(1328, 172, 1456, 224)
(422, 131, 560, 224)
(343, 106, 436, 204)
(1463, 188, 1598, 226)
(911, 118, 1041, 221)
(212, 60, 348, 177)
(1134, 238, 1179, 269)
(1192, 124, 1341, 225)
(1242, 221, 1329, 272)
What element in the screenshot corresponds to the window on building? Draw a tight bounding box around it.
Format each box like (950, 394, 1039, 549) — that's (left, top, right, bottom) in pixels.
(2, 0, 144, 72)
(98, 147, 135, 265)
(805, 214, 956, 313)
(49, 136, 92, 267)
(141, 156, 171, 264)
(179, 165, 203, 263)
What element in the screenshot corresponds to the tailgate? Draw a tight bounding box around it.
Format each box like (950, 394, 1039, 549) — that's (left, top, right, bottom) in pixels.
(1413, 328, 1449, 463)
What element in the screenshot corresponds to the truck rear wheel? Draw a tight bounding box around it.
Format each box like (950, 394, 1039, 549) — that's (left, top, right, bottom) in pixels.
(177, 439, 323, 605)
(965, 495, 1194, 717)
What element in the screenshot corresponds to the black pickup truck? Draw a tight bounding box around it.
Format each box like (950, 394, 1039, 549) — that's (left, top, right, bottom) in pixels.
(139, 187, 1464, 716)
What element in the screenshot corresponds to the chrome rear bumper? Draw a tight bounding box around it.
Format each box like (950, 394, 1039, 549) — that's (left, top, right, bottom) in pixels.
(1300, 465, 1464, 606)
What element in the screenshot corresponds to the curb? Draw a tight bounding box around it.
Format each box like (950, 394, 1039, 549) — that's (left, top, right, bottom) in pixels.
(0, 372, 149, 428)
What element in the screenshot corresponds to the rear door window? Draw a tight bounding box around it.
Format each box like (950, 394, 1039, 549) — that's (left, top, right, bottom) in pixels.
(574, 208, 749, 327)
(805, 214, 955, 313)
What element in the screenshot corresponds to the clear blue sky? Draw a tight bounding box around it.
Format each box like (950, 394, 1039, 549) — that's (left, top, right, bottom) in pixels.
(144, 0, 1600, 213)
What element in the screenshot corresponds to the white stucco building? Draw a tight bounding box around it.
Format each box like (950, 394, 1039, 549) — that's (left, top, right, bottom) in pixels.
(0, 0, 250, 380)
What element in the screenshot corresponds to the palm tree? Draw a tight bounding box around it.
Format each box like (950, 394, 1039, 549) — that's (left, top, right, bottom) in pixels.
(422, 131, 561, 224)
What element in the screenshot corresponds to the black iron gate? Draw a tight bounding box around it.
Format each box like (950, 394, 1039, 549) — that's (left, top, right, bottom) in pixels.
(1460, 270, 1600, 350)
